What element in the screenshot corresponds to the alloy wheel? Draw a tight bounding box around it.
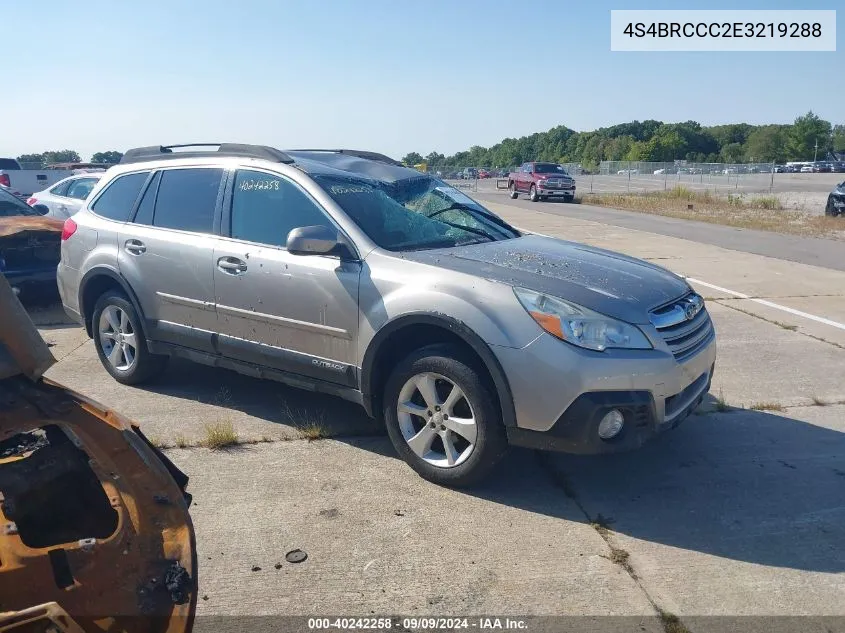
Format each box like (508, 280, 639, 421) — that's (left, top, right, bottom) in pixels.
(396, 372, 478, 468)
(98, 305, 138, 371)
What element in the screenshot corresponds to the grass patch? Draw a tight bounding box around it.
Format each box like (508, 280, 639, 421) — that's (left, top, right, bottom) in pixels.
(608, 547, 636, 577)
(149, 435, 170, 449)
(749, 402, 786, 412)
(715, 389, 731, 412)
(579, 187, 843, 240)
(297, 422, 328, 441)
(174, 434, 190, 448)
(201, 420, 240, 449)
(811, 395, 830, 406)
(589, 513, 615, 537)
(657, 608, 692, 633)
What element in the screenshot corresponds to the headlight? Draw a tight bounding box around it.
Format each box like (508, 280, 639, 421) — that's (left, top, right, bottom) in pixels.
(513, 288, 652, 351)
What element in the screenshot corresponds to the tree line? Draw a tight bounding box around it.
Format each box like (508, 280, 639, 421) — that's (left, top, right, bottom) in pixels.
(15, 150, 123, 166)
(402, 111, 845, 170)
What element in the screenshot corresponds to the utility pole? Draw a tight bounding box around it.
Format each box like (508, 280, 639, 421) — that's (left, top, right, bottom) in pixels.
(814, 139, 818, 163)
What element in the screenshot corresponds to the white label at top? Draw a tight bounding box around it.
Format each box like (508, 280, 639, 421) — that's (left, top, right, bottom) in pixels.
(611, 10, 836, 52)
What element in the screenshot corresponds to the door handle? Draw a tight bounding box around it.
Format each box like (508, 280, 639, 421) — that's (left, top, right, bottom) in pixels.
(217, 256, 248, 274)
(124, 239, 146, 255)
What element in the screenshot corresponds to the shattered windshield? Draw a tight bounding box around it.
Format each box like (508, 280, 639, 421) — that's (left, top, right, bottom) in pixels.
(314, 174, 519, 251)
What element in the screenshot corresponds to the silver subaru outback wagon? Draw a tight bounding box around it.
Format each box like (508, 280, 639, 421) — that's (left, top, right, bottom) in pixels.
(56, 144, 716, 486)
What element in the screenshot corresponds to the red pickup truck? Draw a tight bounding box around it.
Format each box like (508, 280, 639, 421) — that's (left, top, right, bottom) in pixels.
(508, 162, 576, 202)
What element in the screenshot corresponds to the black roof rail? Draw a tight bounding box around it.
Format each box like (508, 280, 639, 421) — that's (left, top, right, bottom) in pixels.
(288, 149, 403, 167)
(120, 144, 295, 165)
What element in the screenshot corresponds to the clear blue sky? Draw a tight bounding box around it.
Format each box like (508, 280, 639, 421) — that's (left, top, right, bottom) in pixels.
(4, 0, 841, 160)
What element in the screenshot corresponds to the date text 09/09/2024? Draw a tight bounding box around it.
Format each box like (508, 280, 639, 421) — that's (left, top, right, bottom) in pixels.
(307, 617, 528, 630)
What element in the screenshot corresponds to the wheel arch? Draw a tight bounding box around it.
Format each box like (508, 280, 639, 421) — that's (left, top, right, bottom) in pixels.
(361, 313, 517, 428)
(78, 267, 146, 338)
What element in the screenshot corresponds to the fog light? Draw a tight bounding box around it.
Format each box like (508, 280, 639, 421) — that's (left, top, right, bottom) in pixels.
(598, 409, 625, 439)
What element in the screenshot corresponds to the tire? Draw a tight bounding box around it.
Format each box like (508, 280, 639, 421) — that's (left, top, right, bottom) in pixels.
(508, 182, 518, 199)
(529, 185, 539, 202)
(825, 199, 839, 217)
(92, 290, 167, 385)
(382, 345, 508, 487)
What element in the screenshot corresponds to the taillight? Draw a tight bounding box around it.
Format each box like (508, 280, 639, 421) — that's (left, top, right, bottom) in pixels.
(61, 218, 78, 241)
(0, 174, 10, 187)
(26, 197, 37, 206)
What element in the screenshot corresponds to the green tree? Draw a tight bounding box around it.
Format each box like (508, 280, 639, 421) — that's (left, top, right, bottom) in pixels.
(786, 111, 832, 161)
(401, 152, 423, 166)
(91, 150, 123, 164)
(424, 151, 445, 166)
(16, 153, 44, 165)
(719, 143, 744, 164)
(831, 124, 845, 153)
(743, 125, 787, 163)
(42, 150, 81, 164)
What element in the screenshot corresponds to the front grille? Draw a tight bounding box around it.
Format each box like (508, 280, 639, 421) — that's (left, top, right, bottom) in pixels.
(539, 179, 574, 190)
(651, 295, 714, 361)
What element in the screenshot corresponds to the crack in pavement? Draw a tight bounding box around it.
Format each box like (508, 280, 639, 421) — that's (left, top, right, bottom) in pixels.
(535, 451, 691, 633)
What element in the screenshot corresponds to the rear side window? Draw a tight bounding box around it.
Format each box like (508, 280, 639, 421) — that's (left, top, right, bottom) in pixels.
(133, 171, 161, 226)
(91, 172, 149, 221)
(50, 181, 72, 196)
(66, 177, 99, 200)
(153, 168, 223, 233)
(0, 159, 20, 170)
(230, 169, 333, 247)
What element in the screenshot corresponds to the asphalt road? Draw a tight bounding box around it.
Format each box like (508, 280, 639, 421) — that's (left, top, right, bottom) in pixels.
(472, 191, 845, 272)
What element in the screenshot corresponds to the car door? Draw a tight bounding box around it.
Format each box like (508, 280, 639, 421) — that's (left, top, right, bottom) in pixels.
(518, 164, 529, 191)
(212, 166, 361, 387)
(117, 166, 224, 353)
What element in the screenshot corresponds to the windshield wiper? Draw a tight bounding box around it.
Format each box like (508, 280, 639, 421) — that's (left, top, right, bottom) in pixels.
(427, 202, 517, 234)
(436, 220, 495, 242)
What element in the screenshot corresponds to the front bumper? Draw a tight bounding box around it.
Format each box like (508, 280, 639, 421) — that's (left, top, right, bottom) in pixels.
(538, 184, 575, 196)
(493, 328, 717, 454)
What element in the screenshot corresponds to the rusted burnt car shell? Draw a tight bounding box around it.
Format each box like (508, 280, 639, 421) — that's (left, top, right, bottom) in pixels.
(0, 274, 196, 633)
(0, 211, 63, 288)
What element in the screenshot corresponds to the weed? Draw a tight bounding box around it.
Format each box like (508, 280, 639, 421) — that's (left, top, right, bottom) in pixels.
(589, 513, 615, 537)
(657, 608, 692, 633)
(608, 547, 636, 577)
(754, 195, 782, 210)
(174, 434, 190, 448)
(201, 420, 239, 449)
(749, 402, 785, 412)
(715, 389, 731, 412)
(297, 422, 328, 441)
(149, 436, 170, 449)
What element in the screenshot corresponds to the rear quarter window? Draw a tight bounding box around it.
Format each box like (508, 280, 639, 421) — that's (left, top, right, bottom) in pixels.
(0, 159, 21, 170)
(90, 172, 149, 221)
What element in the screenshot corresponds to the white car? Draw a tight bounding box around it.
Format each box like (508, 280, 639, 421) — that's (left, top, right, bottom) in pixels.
(26, 173, 104, 219)
(800, 165, 814, 173)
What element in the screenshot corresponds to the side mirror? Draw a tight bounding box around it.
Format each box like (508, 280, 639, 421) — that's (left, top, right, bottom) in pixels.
(286, 225, 355, 260)
(32, 204, 50, 215)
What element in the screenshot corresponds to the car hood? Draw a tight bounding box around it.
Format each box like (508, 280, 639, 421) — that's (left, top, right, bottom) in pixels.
(402, 234, 691, 324)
